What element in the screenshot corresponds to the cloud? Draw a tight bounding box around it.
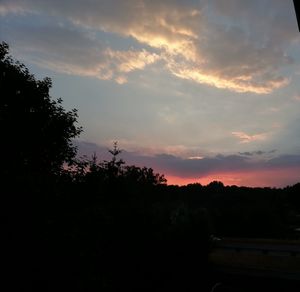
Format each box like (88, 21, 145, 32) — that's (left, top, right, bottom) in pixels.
(106, 48, 160, 73)
(232, 131, 268, 143)
(188, 156, 204, 160)
(293, 94, 300, 101)
(3, 23, 159, 83)
(171, 21, 291, 94)
(74, 141, 300, 185)
(150, 153, 253, 177)
(75, 141, 253, 178)
(168, 63, 288, 94)
(239, 151, 265, 156)
(239, 150, 276, 156)
(0, 0, 296, 93)
(114, 76, 127, 85)
(210, 0, 298, 45)
(0, 1, 30, 15)
(266, 154, 300, 168)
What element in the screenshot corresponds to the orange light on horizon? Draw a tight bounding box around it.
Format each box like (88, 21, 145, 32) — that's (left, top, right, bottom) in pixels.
(165, 167, 300, 188)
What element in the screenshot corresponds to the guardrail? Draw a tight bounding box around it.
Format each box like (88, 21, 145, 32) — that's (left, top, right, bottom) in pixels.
(213, 238, 300, 256)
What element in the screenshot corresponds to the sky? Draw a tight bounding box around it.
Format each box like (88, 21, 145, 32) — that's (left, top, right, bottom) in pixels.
(1, 0, 300, 187)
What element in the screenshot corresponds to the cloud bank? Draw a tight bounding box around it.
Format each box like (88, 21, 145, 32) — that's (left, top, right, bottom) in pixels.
(1, 0, 297, 92)
(75, 141, 300, 187)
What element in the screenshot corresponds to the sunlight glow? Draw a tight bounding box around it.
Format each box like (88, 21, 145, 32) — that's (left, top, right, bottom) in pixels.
(231, 131, 268, 143)
(166, 167, 300, 188)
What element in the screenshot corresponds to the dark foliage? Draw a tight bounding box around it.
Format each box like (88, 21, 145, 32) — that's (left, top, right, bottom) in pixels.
(0, 42, 82, 176)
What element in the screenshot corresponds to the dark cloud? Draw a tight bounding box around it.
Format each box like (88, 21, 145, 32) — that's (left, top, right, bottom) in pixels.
(239, 150, 276, 156)
(149, 154, 252, 177)
(266, 155, 300, 168)
(75, 141, 300, 179)
(269, 149, 277, 154)
(239, 151, 262, 156)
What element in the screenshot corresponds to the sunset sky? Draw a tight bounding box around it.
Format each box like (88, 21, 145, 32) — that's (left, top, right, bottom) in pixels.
(1, 0, 300, 187)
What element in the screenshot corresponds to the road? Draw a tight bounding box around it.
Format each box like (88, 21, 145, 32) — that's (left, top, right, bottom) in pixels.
(209, 237, 300, 284)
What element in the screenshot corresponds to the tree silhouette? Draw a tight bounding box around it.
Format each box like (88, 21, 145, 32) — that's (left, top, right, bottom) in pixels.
(104, 141, 125, 178)
(0, 42, 82, 176)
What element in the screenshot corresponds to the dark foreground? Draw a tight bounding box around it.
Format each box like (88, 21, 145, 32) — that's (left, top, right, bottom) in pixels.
(210, 272, 300, 292)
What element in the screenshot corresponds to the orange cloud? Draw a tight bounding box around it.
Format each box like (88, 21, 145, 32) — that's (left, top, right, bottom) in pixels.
(106, 49, 160, 73)
(115, 76, 127, 84)
(232, 131, 268, 143)
(169, 65, 289, 94)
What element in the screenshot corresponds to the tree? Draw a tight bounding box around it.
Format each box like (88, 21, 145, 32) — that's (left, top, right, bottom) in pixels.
(103, 141, 125, 178)
(79, 142, 167, 186)
(0, 42, 82, 175)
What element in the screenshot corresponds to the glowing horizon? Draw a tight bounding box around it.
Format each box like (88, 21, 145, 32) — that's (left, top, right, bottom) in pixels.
(165, 167, 300, 188)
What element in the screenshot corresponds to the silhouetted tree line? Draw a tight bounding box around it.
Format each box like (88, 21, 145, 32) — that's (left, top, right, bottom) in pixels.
(1, 42, 300, 291)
